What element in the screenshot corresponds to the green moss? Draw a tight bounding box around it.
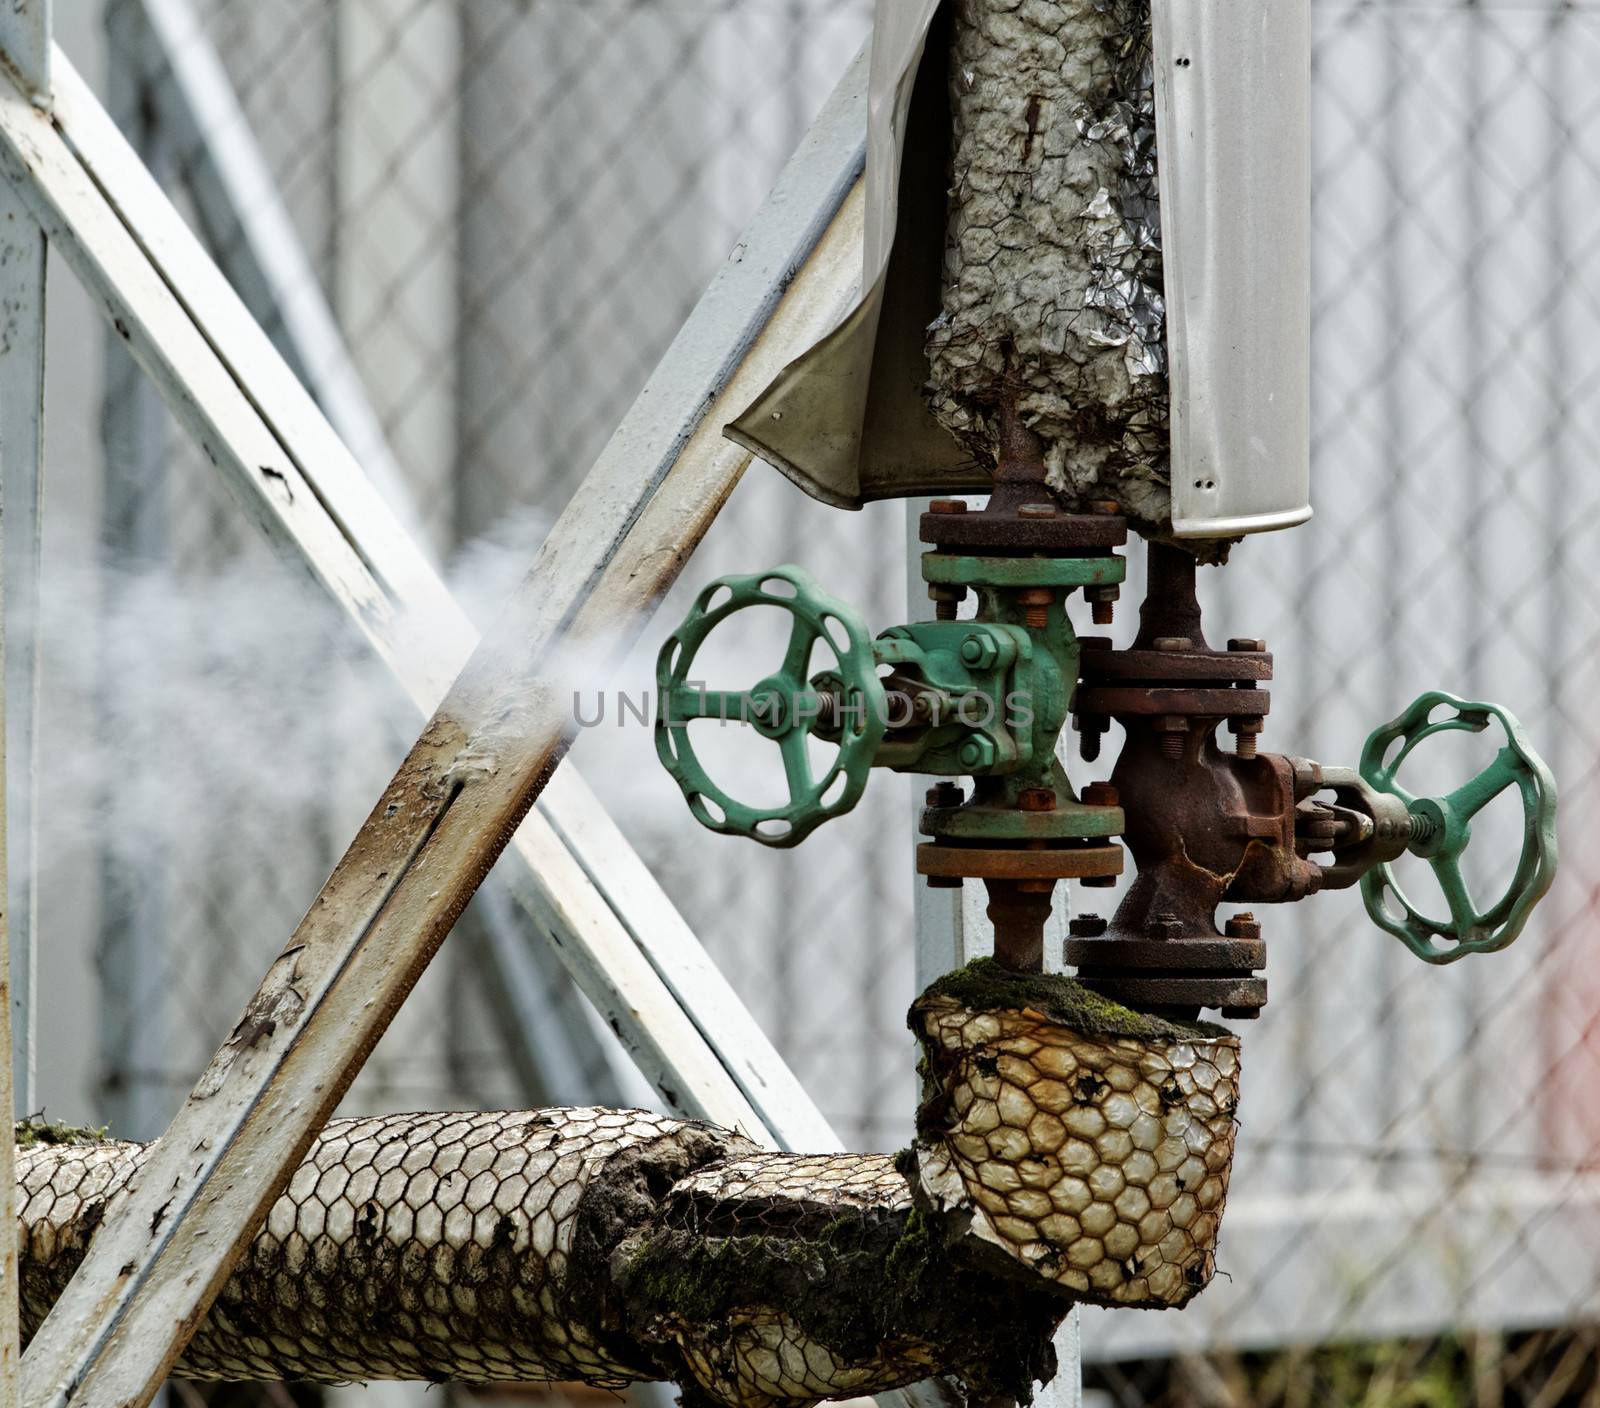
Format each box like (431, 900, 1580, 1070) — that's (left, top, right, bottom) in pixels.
(15, 1119, 110, 1148)
(619, 1191, 1067, 1403)
(915, 957, 1228, 1041)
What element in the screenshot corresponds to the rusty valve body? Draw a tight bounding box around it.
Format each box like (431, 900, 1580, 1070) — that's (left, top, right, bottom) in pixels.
(1067, 544, 1323, 1017)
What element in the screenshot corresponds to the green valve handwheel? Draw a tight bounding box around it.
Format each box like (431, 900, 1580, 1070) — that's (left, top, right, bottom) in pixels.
(655, 565, 887, 848)
(1358, 690, 1558, 963)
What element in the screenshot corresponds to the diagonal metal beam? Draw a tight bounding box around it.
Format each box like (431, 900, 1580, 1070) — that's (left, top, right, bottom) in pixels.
(128, 0, 646, 1114)
(131, 0, 421, 535)
(8, 45, 865, 1153)
(3, 41, 866, 1408)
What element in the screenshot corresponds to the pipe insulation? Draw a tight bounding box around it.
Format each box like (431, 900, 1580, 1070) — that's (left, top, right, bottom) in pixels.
(17, 969, 1238, 1406)
(925, 0, 1169, 529)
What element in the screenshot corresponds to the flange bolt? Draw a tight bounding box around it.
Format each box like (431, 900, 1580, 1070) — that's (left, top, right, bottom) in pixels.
(1147, 913, 1184, 940)
(1087, 583, 1119, 626)
(930, 499, 968, 515)
(1223, 912, 1262, 940)
(1081, 781, 1119, 808)
(1069, 914, 1108, 937)
(925, 782, 964, 809)
(1228, 715, 1264, 758)
(1018, 788, 1057, 812)
(929, 583, 966, 621)
(1158, 715, 1188, 760)
(1075, 712, 1109, 762)
(1227, 638, 1266, 653)
(1017, 587, 1052, 630)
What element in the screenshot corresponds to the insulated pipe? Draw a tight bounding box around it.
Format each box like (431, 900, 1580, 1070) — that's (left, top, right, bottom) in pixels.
(926, 0, 1169, 529)
(17, 968, 1240, 1407)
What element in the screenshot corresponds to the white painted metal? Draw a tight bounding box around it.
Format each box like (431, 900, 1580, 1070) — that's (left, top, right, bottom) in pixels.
(0, 0, 49, 101)
(0, 43, 872, 1406)
(134, 0, 421, 535)
(0, 9, 44, 1405)
(331, 0, 457, 542)
(0, 0, 46, 1126)
(19, 46, 862, 1153)
(131, 0, 644, 1117)
(0, 182, 40, 1122)
(1153, 0, 1312, 538)
(13, 166, 864, 1408)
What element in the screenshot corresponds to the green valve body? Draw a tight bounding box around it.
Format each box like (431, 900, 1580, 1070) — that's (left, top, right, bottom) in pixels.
(654, 483, 1559, 1008)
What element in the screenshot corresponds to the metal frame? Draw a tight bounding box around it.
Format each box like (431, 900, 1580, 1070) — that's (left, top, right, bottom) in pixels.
(118, 0, 648, 1116)
(0, 10, 1078, 1408)
(0, 7, 48, 1403)
(0, 14, 877, 1403)
(10, 35, 861, 1150)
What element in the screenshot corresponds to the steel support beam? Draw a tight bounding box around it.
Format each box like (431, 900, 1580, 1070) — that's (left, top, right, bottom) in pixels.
(0, 46, 862, 1153)
(129, 0, 644, 1114)
(3, 40, 866, 1406)
(133, 0, 420, 534)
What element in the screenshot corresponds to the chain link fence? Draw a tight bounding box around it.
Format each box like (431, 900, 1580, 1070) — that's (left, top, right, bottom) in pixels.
(27, 0, 1600, 1402)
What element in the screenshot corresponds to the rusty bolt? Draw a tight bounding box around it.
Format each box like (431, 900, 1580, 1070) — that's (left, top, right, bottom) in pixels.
(925, 782, 963, 809)
(1018, 788, 1057, 812)
(1087, 582, 1119, 626)
(1157, 715, 1188, 760)
(1081, 781, 1119, 808)
(1153, 636, 1193, 652)
(1227, 637, 1266, 653)
(929, 583, 965, 621)
(1224, 912, 1262, 940)
(1089, 499, 1119, 516)
(1228, 715, 1264, 758)
(1017, 502, 1058, 518)
(930, 499, 968, 515)
(1017, 587, 1052, 630)
(1075, 712, 1108, 762)
(1069, 914, 1108, 937)
(1147, 913, 1184, 941)
(1081, 873, 1117, 888)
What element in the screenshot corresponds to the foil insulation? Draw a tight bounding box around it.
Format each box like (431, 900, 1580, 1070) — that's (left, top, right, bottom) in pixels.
(925, 0, 1172, 529)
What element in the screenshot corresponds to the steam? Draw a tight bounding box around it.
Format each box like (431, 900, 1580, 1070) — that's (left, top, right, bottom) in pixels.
(28, 504, 728, 901)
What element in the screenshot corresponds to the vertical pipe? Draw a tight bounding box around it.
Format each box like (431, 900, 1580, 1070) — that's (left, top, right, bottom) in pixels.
(904, 498, 1081, 1406)
(0, 0, 48, 1130)
(0, 7, 48, 1404)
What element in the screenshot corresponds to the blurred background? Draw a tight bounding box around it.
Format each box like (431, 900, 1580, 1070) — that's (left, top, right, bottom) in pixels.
(22, 0, 1599, 1404)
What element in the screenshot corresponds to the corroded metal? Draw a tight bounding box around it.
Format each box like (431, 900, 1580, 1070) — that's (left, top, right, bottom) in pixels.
(1067, 543, 1560, 1015)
